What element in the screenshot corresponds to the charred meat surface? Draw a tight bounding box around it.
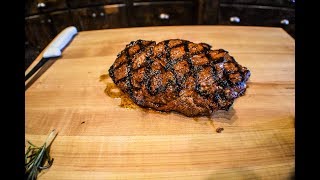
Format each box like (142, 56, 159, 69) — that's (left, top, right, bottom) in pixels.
(108, 39, 251, 117)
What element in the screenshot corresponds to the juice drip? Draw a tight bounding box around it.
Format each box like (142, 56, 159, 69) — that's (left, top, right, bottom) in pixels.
(119, 94, 139, 109)
(209, 119, 216, 129)
(192, 116, 224, 133)
(100, 74, 138, 109)
(208, 117, 225, 133)
(193, 117, 199, 122)
(99, 74, 111, 84)
(104, 83, 122, 98)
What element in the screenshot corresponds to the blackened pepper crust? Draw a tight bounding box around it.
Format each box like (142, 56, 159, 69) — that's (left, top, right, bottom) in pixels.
(108, 39, 251, 117)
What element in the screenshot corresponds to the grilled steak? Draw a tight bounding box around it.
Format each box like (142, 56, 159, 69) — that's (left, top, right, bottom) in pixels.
(108, 39, 251, 117)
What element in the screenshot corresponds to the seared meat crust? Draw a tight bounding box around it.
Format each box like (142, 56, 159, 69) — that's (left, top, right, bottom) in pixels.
(109, 39, 250, 116)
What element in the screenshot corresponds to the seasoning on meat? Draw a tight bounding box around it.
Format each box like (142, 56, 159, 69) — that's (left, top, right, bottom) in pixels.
(108, 39, 251, 117)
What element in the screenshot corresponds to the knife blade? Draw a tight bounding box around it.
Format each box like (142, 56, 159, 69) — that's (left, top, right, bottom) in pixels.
(25, 26, 78, 81)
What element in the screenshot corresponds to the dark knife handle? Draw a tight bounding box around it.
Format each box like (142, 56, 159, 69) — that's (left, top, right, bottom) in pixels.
(25, 58, 49, 81)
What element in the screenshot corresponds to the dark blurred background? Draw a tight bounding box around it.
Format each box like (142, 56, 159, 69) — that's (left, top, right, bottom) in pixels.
(25, 0, 295, 70)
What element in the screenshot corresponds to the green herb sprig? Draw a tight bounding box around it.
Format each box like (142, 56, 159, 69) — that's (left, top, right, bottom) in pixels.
(25, 129, 58, 180)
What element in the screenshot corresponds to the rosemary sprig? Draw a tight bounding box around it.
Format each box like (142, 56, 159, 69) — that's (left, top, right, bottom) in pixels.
(25, 129, 58, 180)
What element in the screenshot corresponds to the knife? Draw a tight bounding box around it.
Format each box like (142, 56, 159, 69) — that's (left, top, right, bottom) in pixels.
(25, 26, 78, 81)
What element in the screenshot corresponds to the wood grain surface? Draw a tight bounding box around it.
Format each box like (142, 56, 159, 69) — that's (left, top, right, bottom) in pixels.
(25, 26, 295, 179)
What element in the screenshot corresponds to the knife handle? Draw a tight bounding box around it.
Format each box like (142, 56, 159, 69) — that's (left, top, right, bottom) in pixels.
(43, 26, 78, 58)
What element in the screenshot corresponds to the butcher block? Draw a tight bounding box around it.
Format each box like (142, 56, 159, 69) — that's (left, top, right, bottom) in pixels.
(25, 26, 295, 179)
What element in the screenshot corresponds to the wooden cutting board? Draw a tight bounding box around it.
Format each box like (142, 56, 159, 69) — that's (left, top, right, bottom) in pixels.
(25, 26, 295, 179)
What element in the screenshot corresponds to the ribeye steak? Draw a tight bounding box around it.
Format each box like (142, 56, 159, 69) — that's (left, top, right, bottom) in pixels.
(108, 39, 251, 117)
